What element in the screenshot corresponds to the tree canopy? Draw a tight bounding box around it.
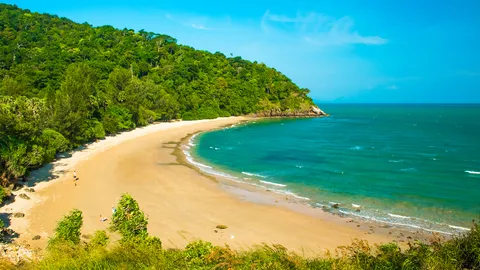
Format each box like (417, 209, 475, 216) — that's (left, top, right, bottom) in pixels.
(0, 3, 316, 187)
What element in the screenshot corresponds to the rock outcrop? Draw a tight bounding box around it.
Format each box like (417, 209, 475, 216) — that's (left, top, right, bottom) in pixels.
(13, 212, 25, 218)
(18, 193, 30, 200)
(251, 105, 328, 118)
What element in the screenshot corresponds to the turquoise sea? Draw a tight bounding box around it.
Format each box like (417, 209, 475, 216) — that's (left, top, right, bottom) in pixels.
(185, 104, 480, 234)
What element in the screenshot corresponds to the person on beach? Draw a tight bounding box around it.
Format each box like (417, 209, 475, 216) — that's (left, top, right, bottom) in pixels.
(73, 170, 77, 186)
(112, 206, 116, 214)
(100, 215, 107, 222)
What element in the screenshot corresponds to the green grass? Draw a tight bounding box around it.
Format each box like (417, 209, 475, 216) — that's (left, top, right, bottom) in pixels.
(1, 226, 477, 270)
(2, 194, 479, 269)
(2, 227, 479, 270)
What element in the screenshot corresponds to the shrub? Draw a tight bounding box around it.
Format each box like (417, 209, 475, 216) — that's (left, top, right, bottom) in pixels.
(89, 230, 109, 248)
(48, 209, 83, 246)
(110, 193, 149, 241)
(0, 186, 7, 204)
(184, 240, 214, 266)
(37, 129, 69, 163)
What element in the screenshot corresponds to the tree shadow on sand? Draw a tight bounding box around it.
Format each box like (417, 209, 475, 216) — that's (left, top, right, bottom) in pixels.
(21, 144, 90, 188)
(0, 212, 19, 243)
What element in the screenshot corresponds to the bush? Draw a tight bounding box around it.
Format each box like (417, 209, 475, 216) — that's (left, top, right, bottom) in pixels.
(89, 230, 109, 248)
(110, 193, 149, 241)
(81, 119, 106, 141)
(48, 209, 83, 246)
(184, 240, 214, 266)
(0, 186, 7, 204)
(38, 129, 69, 163)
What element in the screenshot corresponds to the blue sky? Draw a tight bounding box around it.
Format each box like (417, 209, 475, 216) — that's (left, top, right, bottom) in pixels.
(4, 0, 480, 103)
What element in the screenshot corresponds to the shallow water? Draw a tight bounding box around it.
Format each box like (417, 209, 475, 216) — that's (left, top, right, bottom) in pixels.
(188, 104, 480, 234)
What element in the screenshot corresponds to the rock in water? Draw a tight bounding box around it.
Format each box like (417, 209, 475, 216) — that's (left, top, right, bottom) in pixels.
(18, 194, 30, 200)
(311, 106, 327, 115)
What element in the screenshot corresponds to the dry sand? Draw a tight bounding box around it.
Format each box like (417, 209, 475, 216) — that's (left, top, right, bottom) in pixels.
(2, 117, 399, 255)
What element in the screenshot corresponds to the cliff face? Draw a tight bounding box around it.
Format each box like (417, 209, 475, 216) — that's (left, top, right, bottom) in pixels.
(251, 105, 328, 118)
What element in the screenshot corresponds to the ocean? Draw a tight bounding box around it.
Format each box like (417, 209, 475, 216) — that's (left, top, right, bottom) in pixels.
(184, 104, 480, 234)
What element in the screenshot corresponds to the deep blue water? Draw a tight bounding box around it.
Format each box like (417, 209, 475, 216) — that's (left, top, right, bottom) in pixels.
(187, 104, 480, 234)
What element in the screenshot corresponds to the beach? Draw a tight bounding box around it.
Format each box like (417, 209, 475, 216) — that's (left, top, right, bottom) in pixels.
(2, 117, 401, 255)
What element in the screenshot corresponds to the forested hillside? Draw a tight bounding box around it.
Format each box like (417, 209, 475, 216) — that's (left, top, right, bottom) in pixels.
(0, 4, 322, 189)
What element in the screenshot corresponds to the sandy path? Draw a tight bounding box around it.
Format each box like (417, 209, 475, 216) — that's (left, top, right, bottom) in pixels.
(6, 117, 394, 255)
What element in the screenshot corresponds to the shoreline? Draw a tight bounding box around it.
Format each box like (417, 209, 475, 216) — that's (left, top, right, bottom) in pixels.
(1, 116, 425, 257)
(181, 120, 473, 238)
(177, 125, 447, 246)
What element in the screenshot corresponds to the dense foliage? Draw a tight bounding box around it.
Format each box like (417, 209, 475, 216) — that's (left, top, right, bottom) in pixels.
(1, 194, 479, 269)
(110, 194, 149, 240)
(47, 209, 83, 246)
(0, 3, 316, 187)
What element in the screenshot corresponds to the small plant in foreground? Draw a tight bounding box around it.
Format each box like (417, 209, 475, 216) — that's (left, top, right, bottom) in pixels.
(48, 209, 83, 247)
(110, 193, 150, 241)
(89, 230, 109, 248)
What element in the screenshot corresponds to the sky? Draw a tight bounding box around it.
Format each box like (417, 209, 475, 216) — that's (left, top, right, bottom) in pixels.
(3, 0, 480, 103)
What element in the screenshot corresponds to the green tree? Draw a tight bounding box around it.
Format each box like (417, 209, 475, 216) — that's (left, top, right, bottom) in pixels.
(53, 63, 99, 144)
(49, 209, 83, 246)
(110, 193, 149, 241)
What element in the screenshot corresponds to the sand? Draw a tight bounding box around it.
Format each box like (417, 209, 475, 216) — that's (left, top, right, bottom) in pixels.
(1, 117, 398, 255)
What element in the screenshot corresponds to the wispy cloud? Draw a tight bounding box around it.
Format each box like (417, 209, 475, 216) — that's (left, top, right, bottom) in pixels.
(261, 10, 387, 46)
(165, 13, 216, 31)
(191, 24, 210, 30)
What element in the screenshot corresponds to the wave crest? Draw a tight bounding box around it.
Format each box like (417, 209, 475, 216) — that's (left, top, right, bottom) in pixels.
(260, 180, 287, 187)
(241, 172, 267, 178)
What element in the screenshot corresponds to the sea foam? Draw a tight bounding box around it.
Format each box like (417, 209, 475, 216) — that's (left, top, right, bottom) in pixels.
(388, 213, 411, 219)
(448, 225, 471, 231)
(272, 189, 310, 201)
(242, 172, 267, 178)
(465, 170, 480, 175)
(388, 159, 404, 163)
(183, 150, 212, 169)
(260, 180, 287, 187)
(339, 210, 453, 235)
(399, 167, 417, 172)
